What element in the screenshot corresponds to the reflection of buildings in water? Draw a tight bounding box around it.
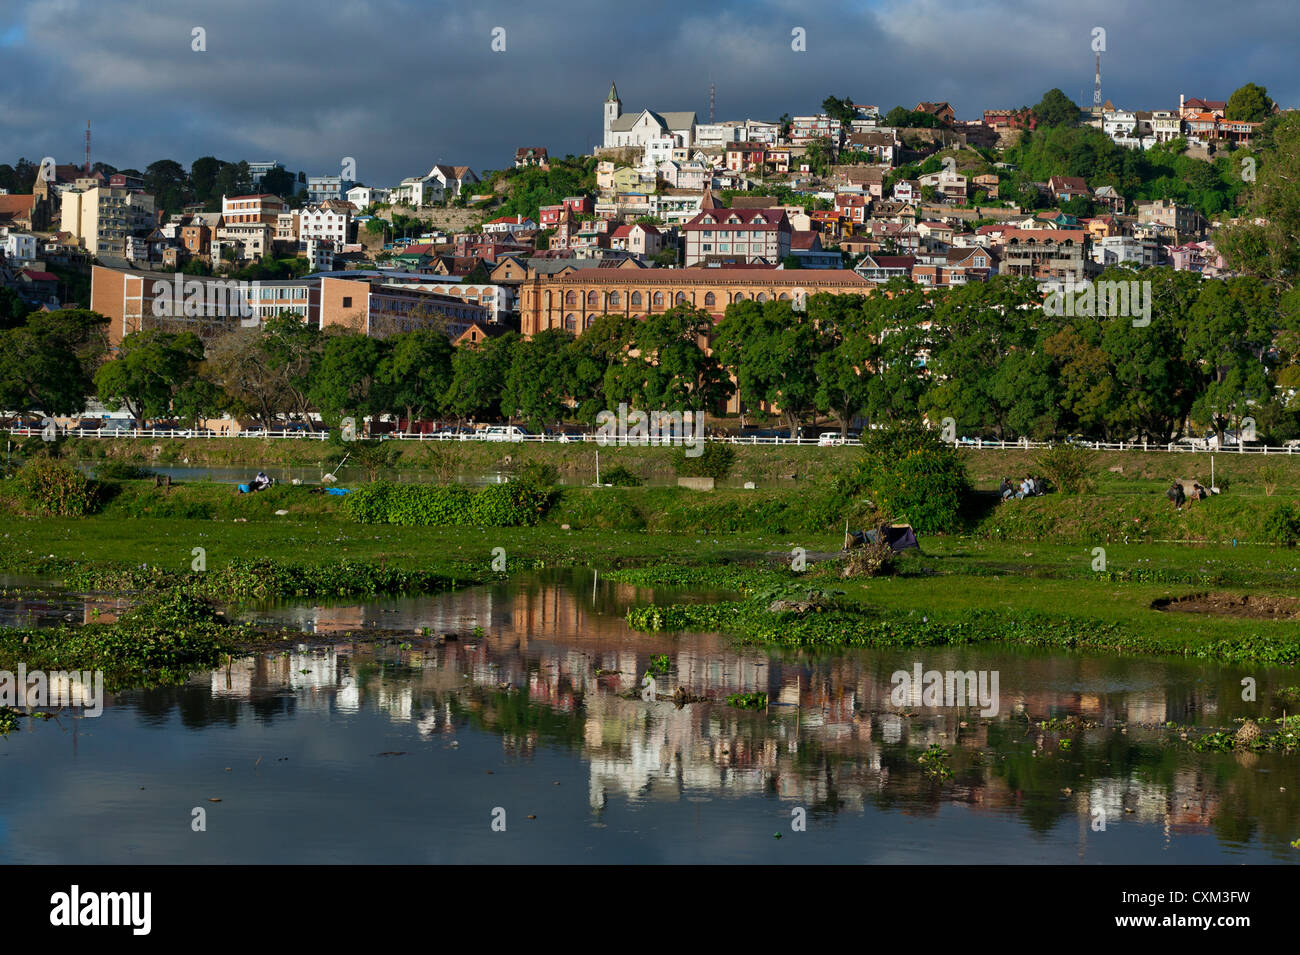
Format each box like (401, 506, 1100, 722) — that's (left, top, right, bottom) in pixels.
(201, 582, 1251, 839)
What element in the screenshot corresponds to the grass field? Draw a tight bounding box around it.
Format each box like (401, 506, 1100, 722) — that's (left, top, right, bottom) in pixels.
(1, 455, 1299, 668)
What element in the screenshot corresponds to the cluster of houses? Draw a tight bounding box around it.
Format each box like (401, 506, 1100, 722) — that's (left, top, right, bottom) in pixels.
(0, 83, 1265, 335)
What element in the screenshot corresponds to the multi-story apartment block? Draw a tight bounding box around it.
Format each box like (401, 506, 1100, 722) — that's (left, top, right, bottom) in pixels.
(297, 202, 352, 246)
(682, 207, 791, 266)
(306, 175, 355, 203)
(59, 185, 156, 257)
(998, 228, 1090, 282)
(789, 114, 842, 145)
(221, 193, 286, 225)
(1137, 199, 1203, 237)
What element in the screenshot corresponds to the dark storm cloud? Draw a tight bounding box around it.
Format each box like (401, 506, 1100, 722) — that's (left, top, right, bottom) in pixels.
(1, 0, 1297, 184)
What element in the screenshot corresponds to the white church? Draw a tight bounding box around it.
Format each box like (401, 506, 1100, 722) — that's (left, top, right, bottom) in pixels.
(602, 82, 697, 150)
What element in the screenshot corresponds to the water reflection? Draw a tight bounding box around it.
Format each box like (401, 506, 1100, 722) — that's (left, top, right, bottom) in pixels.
(2, 570, 1296, 863)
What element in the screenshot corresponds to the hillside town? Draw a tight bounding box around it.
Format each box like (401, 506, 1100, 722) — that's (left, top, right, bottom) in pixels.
(0, 79, 1293, 441)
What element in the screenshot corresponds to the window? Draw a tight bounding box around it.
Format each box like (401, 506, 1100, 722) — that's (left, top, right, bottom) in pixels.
(342, 297, 352, 308)
(675, 292, 687, 304)
(631, 292, 642, 306)
(704, 292, 716, 306)
(587, 290, 599, 306)
(778, 292, 790, 301)
(586, 314, 596, 329)
(565, 290, 578, 306)
(652, 292, 664, 306)
(565, 313, 577, 332)
(609, 291, 620, 306)
(732, 292, 746, 303)
(756, 293, 767, 303)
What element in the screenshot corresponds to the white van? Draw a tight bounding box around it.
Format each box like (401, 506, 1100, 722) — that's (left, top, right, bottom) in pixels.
(479, 425, 529, 442)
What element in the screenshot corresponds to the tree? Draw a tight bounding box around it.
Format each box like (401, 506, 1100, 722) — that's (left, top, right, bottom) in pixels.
(715, 299, 826, 437)
(445, 332, 519, 422)
(143, 159, 191, 216)
(260, 166, 297, 199)
(1226, 83, 1274, 122)
(0, 310, 109, 419)
(822, 95, 857, 126)
(94, 330, 205, 421)
(308, 332, 384, 428)
(376, 329, 454, 427)
(1217, 113, 1300, 286)
(0, 287, 32, 330)
(568, 313, 639, 425)
(1032, 89, 1080, 129)
(605, 305, 732, 415)
(502, 328, 576, 430)
(190, 156, 224, 204)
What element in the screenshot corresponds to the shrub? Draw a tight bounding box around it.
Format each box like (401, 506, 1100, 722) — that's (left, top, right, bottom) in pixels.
(1259, 464, 1284, 497)
(672, 443, 735, 479)
(515, 460, 559, 488)
(344, 481, 553, 526)
(348, 439, 399, 481)
(599, 464, 642, 487)
(846, 426, 969, 534)
(16, 458, 98, 516)
(1262, 502, 1300, 546)
(1034, 443, 1097, 494)
(95, 461, 152, 481)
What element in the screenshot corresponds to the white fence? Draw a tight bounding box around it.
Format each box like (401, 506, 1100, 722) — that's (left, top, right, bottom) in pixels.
(4, 426, 1299, 453)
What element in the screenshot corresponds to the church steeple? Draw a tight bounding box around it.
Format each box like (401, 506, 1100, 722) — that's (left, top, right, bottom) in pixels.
(603, 81, 622, 141)
(606, 81, 620, 103)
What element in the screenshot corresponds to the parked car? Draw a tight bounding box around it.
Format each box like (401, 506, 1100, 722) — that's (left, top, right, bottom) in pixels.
(479, 425, 529, 442)
(818, 432, 847, 446)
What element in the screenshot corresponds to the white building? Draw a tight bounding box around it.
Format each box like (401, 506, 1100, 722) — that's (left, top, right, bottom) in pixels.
(602, 82, 696, 149)
(346, 185, 390, 209)
(297, 203, 352, 246)
(306, 176, 354, 203)
(390, 176, 445, 208)
(1, 229, 37, 263)
(1093, 235, 1159, 268)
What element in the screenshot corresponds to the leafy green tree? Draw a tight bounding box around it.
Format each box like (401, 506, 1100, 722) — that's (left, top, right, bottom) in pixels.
(1218, 113, 1300, 286)
(1226, 83, 1274, 122)
(822, 95, 857, 126)
(260, 166, 297, 199)
(308, 332, 384, 427)
(0, 287, 32, 330)
(1032, 89, 1080, 129)
(0, 310, 109, 419)
(143, 159, 192, 216)
(94, 330, 205, 421)
(502, 328, 576, 430)
(1183, 277, 1275, 445)
(920, 277, 1047, 439)
(377, 329, 454, 426)
(445, 332, 519, 422)
(715, 299, 826, 437)
(569, 313, 639, 424)
(606, 305, 732, 414)
(189, 157, 224, 204)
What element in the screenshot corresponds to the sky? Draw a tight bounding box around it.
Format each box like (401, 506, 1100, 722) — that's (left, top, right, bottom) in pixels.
(1, 0, 1298, 186)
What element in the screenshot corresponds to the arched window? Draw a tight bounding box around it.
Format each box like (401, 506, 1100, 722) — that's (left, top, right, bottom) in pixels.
(565, 313, 577, 332)
(732, 292, 746, 303)
(565, 290, 577, 306)
(704, 292, 716, 307)
(631, 291, 642, 306)
(675, 292, 687, 304)
(756, 293, 767, 303)
(778, 292, 790, 301)
(609, 291, 620, 306)
(652, 292, 665, 307)
(586, 314, 596, 329)
(587, 290, 599, 306)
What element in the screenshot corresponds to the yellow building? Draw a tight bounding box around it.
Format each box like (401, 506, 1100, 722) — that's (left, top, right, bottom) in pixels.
(59, 186, 156, 257)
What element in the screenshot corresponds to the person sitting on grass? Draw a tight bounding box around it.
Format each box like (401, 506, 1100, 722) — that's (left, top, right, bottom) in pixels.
(1016, 475, 1034, 499)
(1000, 477, 1014, 501)
(249, 471, 272, 493)
(1190, 482, 1209, 501)
(1167, 482, 1186, 510)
